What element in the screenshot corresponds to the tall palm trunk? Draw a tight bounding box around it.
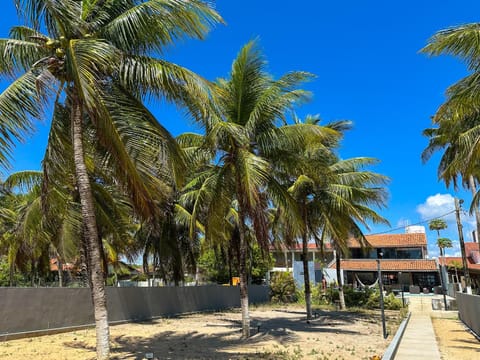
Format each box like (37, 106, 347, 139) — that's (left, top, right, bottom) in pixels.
(301, 204, 312, 319)
(30, 258, 35, 287)
(237, 207, 250, 338)
(55, 249, 63, 287)
(79, 236, 90, 287)
(57, 258, 63, 287)
(335, 247, 346, 310)
(9, 262, 14, 287)
(71, 95, 110, 360)
(228, 246, 233, 286)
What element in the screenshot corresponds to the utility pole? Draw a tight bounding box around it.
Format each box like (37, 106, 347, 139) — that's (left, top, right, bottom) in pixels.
(455, 198, 472, 294)
(377, 252, 387, 339)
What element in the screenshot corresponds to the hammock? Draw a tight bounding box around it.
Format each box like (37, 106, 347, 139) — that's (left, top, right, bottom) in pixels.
(355, 273, 378, 289)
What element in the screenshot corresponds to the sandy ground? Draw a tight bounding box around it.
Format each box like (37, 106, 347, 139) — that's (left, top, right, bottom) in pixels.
(432, 317, 480, 360)
(0, 305, 401, 360)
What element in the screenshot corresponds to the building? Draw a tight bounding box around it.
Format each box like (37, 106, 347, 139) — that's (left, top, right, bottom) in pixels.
(271, 228, 441, 291)
(330, 232, 440, 291)
(270, 243, 335, 286)
(441, 242, 480, 291)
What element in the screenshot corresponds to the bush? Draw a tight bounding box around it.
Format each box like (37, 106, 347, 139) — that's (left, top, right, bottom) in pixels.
(310, 282, 340, 305)
(343, 286, 373, 307)
(270, 272, 297, 303)
(384, 293, 403, 310)
(366, 288, 403, 310)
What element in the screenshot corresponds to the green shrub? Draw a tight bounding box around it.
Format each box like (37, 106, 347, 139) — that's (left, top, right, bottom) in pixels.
(310, 282, 341, 305)
(270, 272, 297, 303)
(343, 286, 373, 307)
(384, 293, 403, 310)
(295, 285, 305, 304)
(365, 288, 403, 310)
(131, 273, 147, 282)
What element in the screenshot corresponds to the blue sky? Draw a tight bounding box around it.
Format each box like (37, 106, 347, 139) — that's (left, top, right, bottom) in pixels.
(1, 0, 479, 258)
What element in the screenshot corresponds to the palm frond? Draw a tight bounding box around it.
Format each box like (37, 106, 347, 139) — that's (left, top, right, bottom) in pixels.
(101, 0, 223, 54)
(0, 38, 48, 76)
(4, 171, 43, 192)
(421, 23, 480, 71)
(0, 70, 44, 169)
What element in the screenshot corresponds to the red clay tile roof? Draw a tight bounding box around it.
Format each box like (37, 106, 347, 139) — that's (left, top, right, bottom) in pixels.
(272, 233, 427, 251)
(440, 256, 480, 272)
(329, 259, 438, 271)
(465, 242, 480, 263)
(348, 233, 427, 248)
(271, 243, 330, 251)
(465, 242, 478, 252)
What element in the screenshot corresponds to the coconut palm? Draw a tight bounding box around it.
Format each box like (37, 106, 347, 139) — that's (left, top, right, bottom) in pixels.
(186, 40, 340, 337)
(278, 115, 349, 319)
(0, 1, 222, 357)
(0, 172, 52, 286)
(315, 157, 389, 310)
(422, 24, 480, 248)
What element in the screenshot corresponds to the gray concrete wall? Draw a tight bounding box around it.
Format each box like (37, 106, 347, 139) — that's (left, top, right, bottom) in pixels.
(456, 292, 480, 337)
(0, 285, 269, 337)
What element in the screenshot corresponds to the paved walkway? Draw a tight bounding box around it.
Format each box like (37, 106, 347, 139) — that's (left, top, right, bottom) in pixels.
(395, 295, 442, 359)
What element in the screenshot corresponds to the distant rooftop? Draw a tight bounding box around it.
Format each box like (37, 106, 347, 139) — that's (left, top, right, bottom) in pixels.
(348, 233, 427, 248)
(272, 232, 428, 251)
(330, 259, 437, 272)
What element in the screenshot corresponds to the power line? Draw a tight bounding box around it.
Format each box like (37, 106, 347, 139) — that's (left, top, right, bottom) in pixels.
(366, 209, 456, 236)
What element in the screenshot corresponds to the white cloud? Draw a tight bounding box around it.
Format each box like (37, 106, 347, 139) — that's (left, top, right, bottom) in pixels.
(416, 193, 476, 238)
(416, 193, 456, 221)
(416, 194, 479, 254)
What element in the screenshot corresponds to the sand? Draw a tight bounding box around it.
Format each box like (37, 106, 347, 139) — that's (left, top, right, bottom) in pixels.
(432, 317, 480, 360)
(0, 305, 401, 359)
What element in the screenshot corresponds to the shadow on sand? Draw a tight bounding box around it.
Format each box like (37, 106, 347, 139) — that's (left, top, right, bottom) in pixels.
(63, 309, 380, 359)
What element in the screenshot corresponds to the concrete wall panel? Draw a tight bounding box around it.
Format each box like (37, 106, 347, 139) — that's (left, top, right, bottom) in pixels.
(456, 292, 480, 337)
(0, 286, 268, 338)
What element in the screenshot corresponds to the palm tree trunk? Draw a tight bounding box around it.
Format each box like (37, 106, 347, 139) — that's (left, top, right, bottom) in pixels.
(9, 263, 14, 287)
(228, 246, 233, 286)
(71, 95, 110, 360)
(31, 258, 35, 287)
(238, 208, 250, 338)
(98, 235, 108, 284)
(57, 258, 63, 288)
(55, 249, 63, 287)
(302, 205, 312, 319)
(335, 247, 346, 310)
(79, 236, 90, 287)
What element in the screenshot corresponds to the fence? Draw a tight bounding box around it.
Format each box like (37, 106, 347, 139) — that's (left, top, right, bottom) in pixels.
(0, 285, 269, 339)
(456, 292, 480, 337)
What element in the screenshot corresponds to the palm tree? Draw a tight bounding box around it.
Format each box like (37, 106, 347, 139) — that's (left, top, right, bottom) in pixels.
(448, 259, 463, 290)
(437, 237, 453, 257)
(284, 155, 389, 310)
(318, 157, 389, 310)
(429, 219, 448, 239)
(187, 40, 332, 337)
(276, 114, 388, 313)
(0, 172, 52, 286)
(0, 1, 222, 358)
(428, 219, 449, 306)
(422, 25, 480, 251)
(279, 115, 348, 319)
